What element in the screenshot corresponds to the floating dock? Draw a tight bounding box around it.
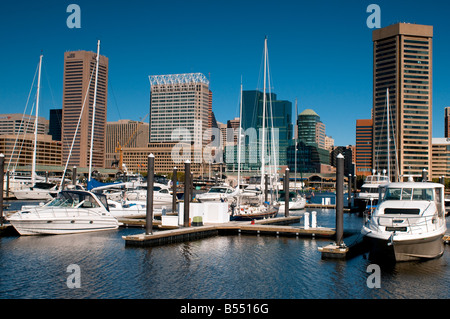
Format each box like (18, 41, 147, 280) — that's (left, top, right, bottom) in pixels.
(122, 216, 336, 247)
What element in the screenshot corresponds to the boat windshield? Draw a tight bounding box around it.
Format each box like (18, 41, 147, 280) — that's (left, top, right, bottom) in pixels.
(364, 175, 389, 184)
(383, 187, 434, 201)
(208, 187, 227, 193)
(361, 187, 379, 194)
(47, 191, 101, 208)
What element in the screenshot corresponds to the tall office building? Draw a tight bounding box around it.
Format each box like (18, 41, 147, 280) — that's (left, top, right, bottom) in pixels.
(62, 50, 108, 169)
(149, 73, 210, 146)
(356, 119, 373, 177)
(372, 23, 433, 181)
(297, 109, 323, 147)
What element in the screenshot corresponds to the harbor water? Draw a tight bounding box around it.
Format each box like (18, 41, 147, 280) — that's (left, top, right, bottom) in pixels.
(1, 199, 450, 300)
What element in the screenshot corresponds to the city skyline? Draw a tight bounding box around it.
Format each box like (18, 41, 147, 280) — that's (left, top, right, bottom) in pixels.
(1, 0, 450, 147)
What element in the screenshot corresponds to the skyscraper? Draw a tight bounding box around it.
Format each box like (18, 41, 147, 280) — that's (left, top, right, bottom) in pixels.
(149, 73, 210, 146)
(372, 23, 433, 181)
(62, 50, 108, 169)
(227, 90, 292, 172)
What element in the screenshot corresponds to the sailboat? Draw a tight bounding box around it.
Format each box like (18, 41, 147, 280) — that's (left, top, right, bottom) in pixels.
(231, 37, 279, 221)
(13, 55, 59, 200)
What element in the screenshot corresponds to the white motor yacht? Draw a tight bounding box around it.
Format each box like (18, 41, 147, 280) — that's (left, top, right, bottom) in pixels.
(8, 190, 120, 235)
(354, 174, 390, 212)
(361, 181, 447, 262)
(195, 185, 239, 203)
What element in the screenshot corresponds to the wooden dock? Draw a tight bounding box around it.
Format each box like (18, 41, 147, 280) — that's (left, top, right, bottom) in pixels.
(123, 216, 336, 247)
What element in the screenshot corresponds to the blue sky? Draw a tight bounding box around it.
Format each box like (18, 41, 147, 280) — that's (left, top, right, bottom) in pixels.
(1, 0, 450, 146)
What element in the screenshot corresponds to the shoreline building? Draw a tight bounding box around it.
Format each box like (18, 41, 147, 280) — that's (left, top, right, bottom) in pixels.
(105, 119, 150, 169)
(372, 23, 433, 181)
(355, 119, 373, 177)
(288, 109, 330, 174)
(431, 138, 450, 179)
(0, 113, 48, 136)
(62, 50, 109, 169)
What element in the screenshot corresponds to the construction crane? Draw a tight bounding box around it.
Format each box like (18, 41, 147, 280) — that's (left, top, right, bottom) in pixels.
(114, 113, 149, 170)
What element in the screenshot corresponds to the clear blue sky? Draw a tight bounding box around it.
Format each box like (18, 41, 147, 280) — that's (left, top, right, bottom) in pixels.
(1, 0, 450, 146)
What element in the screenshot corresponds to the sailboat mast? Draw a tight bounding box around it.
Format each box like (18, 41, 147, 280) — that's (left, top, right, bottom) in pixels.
(88, 40, 101, 182)
(294, 98, 298, 192)
(261, 37, 267, 191)
(237, 79, 243, 191)
(387, 88, 390, 182)
(31, 55, 43, 186)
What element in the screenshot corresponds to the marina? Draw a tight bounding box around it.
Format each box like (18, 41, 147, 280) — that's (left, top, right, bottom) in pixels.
(1, 203, 450, 300)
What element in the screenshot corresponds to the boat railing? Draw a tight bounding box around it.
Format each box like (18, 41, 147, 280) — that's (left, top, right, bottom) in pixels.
(372, 213, 443, 235)
(29, 206, 107, 219)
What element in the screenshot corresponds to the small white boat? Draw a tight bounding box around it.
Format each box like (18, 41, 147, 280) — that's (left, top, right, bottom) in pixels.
(277, 191, 306, 211)
(107, 200, 147, 219)
(124, 183, 173, 208)
(361, 181, 447, 262)
(195, 185, 239, 203)
(230, 202, 279, 221)
(8, 190, 120, 235)
(13, 182, 59, 200)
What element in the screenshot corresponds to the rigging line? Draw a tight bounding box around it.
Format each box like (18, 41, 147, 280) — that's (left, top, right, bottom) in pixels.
(108, 77, 122, 120)
(7, 62, 39, 172)
(43, 62, 57, 108)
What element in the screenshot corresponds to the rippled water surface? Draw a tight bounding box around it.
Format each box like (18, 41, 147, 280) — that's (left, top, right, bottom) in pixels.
(1, 201, 450, 299)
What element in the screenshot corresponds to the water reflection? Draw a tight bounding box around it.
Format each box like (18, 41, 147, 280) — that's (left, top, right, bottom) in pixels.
(0, 208, 449, 299)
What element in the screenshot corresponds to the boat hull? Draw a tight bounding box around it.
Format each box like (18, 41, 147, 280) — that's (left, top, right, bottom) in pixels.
(13, 190, 56, 200)
(230, 208, 278, 221)
(9, 217, 119, 235)
(364, 233, 445, 262)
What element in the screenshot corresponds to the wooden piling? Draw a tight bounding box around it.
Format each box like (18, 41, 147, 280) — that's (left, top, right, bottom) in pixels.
(336, 153, 344, 246)
(72, 166, 77, 185)
(0, 154, 4, 226)
(146, 154, 154, 235)
(285, 168, 289, 217)
(172, 167, 177, 214)
(184, 160, 190, 227)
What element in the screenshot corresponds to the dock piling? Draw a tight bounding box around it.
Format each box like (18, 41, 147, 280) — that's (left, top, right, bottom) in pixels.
(184, 160, 191, 227)
(72, 166, 77, 185)
(146, 154, 154, 235)
(318, 153, 349, 259)
(172, 167, 177, 214)
(0, 154, 4, 226)
(285, 168, 289, 217)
